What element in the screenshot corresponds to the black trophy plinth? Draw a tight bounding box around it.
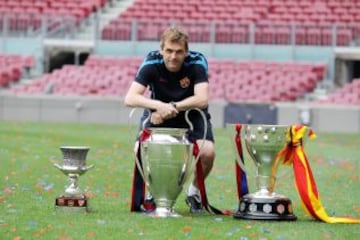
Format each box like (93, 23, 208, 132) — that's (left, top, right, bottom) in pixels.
(234, 195, 297, 221)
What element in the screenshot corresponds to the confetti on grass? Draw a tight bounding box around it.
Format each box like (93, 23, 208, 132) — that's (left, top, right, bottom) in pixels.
(225, 227, 241, 237)
(183, 227, 191, 237)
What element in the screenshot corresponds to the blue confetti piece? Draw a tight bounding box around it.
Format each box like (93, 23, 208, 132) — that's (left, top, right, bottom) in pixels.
(38, 180, 47, 186)
(44, 183, 54, 191)
(260, 227, 271, 234)
(28, 221, 37, 227)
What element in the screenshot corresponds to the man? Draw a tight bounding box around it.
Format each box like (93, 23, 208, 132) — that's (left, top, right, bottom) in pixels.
(124, 26, 215, 214)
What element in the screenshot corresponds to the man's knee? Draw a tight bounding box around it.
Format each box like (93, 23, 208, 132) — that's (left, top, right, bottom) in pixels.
(197, 140, 215, 158)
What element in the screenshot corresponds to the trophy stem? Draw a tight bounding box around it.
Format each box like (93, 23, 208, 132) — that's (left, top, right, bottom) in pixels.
(256, 175, 276, 194)
(65, 174, 84, 197)
(148, 207, 181, 218)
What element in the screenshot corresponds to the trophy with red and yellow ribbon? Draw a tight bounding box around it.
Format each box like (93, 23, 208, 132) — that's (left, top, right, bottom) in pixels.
(229, 123, 360, 223)
(230, 124, 297, 220)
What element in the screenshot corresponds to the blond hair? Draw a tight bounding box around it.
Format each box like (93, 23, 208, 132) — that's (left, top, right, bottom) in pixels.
(160, 26, 189, 51)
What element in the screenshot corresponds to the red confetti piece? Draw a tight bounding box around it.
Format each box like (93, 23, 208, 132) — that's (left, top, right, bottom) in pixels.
(33, 233, 40, 238)
(322, 233, 332, 238)
(85, 192, 96, 198)
(86, 231, 96, 238)
(353, 205, 360, 214)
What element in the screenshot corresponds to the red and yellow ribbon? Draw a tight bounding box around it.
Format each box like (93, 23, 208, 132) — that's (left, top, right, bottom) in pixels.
(277, 125, 359, 223)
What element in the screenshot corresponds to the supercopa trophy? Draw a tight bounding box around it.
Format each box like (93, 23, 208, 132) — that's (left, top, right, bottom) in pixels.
(230, 124, 298, 221)
(54, 146, 94, 213)
(135, 108, 206, 217)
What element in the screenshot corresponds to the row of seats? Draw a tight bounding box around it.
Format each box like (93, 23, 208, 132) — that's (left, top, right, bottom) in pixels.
(122, 0, 360, 22)
(0, 0, 105, 14)
(0, 0, 108, 32)
(315, 78, 360, 105)
(207, 59, 325, 102)
(0, 54, 35, 87)
(101, 0, 360, 45)
(102, 20, 356, 45)
(8, 55, 326, 103)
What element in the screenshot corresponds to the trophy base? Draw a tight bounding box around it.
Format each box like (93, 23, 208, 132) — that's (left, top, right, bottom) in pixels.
(146, 207, 181, 218)
(55, 196, 89, 213)
(234, 194, 297, 221)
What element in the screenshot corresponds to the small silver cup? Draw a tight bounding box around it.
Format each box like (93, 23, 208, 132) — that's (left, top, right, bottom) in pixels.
(54, 146, 94, 212)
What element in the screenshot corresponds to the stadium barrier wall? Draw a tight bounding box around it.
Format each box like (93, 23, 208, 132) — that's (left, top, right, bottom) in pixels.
(0, 94, 359, 133)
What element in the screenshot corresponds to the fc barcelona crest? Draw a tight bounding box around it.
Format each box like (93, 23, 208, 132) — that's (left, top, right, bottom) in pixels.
(179, 77, 190, 88)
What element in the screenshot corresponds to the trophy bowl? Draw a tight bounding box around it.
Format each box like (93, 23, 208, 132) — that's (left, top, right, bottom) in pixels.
(228, 124, 300, 221)
(54, 146, 94, 213)
(138, 128, 195, 217)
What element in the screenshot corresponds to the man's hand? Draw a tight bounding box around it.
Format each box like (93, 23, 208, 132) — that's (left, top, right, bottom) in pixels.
(150, 112, 164, 125)
(156, 102, 178, 120)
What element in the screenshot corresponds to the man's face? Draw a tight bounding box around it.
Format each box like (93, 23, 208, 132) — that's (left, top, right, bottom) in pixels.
(160, 40, 187, 72)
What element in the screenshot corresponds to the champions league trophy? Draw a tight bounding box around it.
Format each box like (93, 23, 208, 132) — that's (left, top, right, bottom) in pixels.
(135, 108, 206, 217)
(54, 146, 94, 213)
(230, 124, 298, 221)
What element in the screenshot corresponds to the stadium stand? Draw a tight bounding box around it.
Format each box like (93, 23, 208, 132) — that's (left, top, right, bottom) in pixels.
(0, 54, 35, 87)
(0, 0, 108, 34)
(101, 0, 360, 46)
(315, 78, 360, 105)
(7, 55, 327, 103)
(0, 0, 358, 106)
(1, 0, 360, 132)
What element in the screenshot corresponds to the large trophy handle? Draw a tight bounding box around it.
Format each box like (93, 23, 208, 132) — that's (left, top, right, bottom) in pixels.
(175, 108, 207, 186)
(184, 108, 207, 164)
(128, 108, 151, 188)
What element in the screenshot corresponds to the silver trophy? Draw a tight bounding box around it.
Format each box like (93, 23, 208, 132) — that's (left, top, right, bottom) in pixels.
(135, 108, 206, 217)
(54, 146, 94, 213)
(229, 124, 302, 220)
